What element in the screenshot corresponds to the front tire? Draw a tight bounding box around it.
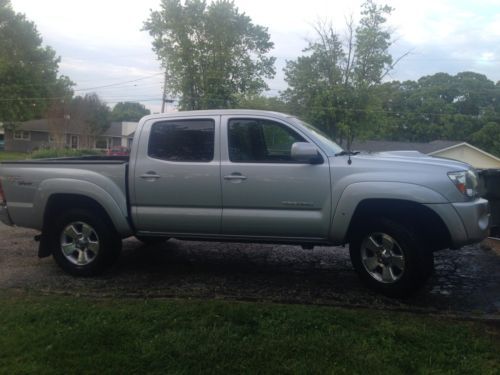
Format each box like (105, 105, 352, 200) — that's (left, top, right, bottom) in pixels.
(50, 209, 121, 276)
(349, 218, 433, 297)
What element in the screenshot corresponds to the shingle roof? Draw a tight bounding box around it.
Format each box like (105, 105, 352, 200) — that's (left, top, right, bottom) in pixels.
(348, 140, 463, 154)
(101, 122, 123, 137)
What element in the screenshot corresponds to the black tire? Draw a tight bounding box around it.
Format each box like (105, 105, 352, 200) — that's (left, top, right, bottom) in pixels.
(135, 236, 169, 245)
(50, 208, 122, 276)
(349, 218, 434, 298)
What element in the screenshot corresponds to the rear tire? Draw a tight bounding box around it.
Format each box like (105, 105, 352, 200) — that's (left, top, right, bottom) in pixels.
(349, 218, 433, 298)
(50, 209, 121, 276)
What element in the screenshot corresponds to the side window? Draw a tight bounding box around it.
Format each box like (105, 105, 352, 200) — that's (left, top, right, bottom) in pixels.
(148, 119, 215, 162)
(228, 118, 305, 163)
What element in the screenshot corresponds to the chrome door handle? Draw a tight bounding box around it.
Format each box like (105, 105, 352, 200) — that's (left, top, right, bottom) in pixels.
(140, 172, 161, 180)
(224, 173, 247, 181)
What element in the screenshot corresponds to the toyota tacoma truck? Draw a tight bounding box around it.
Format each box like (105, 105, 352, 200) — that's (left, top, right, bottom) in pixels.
(0, 110, 490, 296)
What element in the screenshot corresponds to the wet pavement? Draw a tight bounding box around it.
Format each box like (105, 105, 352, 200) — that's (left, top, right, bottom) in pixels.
(1, 223, 499, 319)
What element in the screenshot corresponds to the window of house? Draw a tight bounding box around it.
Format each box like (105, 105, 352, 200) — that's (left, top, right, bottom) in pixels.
(228, 119, 305, 163)
(13, 130, 30, 141)
(95, 137, 108, 149)
(148, 119, 215, 162)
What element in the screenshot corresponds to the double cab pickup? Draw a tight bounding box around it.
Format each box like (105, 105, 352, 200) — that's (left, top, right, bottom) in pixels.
(0, 110, 490, 296)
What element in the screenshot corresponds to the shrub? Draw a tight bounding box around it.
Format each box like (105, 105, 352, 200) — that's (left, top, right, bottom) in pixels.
(31, 148, 102, 159)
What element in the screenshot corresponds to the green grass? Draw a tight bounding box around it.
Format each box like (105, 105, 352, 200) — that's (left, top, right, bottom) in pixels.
(0, 292, 498, 374)
(0, 151, 28, 161)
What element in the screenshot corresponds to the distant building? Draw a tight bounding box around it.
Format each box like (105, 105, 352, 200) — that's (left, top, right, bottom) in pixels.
(349, 140, 500, 169)
(3, 119, 137, 153)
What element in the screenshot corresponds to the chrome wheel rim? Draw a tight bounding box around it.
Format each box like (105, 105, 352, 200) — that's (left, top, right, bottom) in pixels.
(60, 221, 100, 266)
(360, 232, 405, 284)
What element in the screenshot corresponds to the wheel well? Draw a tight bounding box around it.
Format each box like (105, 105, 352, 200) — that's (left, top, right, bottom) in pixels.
(346, 199, 452, 251)
(38, 194, 118, 258)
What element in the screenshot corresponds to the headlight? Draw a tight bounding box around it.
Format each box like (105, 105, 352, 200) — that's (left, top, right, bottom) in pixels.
(447, 170, 478, 199)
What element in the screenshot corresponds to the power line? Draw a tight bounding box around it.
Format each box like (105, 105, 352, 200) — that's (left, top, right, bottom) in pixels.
(74, 73, 164, 91)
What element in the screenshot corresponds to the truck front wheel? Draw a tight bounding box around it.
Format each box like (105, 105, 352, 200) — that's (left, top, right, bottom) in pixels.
(50, 209, 122, 276)
(349, 219, 433, 297)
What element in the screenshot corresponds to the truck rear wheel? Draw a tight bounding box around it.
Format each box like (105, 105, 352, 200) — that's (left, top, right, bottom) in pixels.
(349, 218, 433, 297)
(50, 209, 121, 276)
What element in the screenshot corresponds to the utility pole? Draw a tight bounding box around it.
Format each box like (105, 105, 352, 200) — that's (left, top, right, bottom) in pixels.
(161, 70, 168, 113)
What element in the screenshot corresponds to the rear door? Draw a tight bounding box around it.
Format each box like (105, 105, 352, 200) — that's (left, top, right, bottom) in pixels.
(220, 115, 332, 239)
(131, 115, 221, 235)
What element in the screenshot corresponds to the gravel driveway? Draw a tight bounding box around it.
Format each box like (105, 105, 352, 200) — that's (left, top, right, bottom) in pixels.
(1, 223, 499, 318)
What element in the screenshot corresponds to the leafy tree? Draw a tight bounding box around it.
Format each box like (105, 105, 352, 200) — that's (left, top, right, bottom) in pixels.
(111, 102, 151, 122)
(144, 0, 275, 110)
(68, 94, 110, 148)
(0, 0, 73, 126)
(237, 95, 289, 113)
(283, 1, 397, 144)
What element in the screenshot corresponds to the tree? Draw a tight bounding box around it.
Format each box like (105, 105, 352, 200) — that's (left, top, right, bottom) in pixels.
(282, 1, 397, 144)
(237, 94, 289, 113)
(144, 0, 275, 110)
(111, 102, 151, 122)
(0, 0, 73, 126)
(67, 94, 110, 148)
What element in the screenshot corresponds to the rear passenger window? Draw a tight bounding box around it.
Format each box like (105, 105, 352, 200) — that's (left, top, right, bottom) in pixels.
(148, 119, 215, 162)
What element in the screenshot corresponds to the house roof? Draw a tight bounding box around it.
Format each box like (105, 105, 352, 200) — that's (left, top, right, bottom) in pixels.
(16, 119, 124, 137)
(349, 140, 462, 154)
(101, 122, 123, 137)
(16, 118, 87, 134)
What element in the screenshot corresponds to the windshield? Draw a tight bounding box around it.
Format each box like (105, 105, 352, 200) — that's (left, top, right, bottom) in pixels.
(292, 118, 343, 156)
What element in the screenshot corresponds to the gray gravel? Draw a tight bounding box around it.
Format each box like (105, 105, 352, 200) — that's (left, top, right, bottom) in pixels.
(1, 222, 499, 318)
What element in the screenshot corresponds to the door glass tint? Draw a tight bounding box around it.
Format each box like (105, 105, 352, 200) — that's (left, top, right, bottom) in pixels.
(149, 119, 215, 162)
(228, 119, 305, 163)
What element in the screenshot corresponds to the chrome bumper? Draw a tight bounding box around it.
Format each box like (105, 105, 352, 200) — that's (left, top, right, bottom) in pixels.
(0, 204, 14, 226)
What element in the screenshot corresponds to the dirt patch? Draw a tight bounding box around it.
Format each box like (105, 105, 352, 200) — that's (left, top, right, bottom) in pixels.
(482, 238, 500, 256)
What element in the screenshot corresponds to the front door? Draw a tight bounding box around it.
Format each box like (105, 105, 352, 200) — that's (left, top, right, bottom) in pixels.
(132, 116, 222, 235)
(220, 116, 332, 239)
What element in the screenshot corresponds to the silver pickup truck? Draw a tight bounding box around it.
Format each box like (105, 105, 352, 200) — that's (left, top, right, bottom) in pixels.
(0, 110, 490, 296)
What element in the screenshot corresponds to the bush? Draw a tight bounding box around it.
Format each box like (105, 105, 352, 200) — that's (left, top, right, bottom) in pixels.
(31, 148, 102, 159)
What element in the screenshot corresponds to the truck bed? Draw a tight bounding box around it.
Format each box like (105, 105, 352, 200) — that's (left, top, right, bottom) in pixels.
(0, 155, 129, 164)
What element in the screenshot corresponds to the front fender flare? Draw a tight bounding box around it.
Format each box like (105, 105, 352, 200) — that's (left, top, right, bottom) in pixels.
(329, 181, 448, 244)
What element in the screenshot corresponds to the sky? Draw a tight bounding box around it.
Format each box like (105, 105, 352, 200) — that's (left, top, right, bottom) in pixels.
(10, 0, 500, 113)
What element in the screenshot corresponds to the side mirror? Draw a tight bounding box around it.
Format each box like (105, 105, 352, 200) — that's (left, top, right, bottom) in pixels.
(291, 142, 323, 164)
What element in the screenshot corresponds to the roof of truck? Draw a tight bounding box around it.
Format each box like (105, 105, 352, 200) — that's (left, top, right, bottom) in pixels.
(142, 109, 294, 121)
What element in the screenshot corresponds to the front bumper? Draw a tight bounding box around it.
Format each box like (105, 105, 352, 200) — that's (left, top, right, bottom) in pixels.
(425, 198, 490, 248)
(0, 204, 14, 226)
(452, 198, 490, 244)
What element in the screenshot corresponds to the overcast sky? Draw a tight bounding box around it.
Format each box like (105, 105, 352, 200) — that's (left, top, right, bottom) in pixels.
(10, 0, 500, 113)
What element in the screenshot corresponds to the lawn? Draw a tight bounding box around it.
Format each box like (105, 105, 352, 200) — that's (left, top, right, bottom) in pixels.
(0, 151, 28, 161)
(0, 292, 498, 374)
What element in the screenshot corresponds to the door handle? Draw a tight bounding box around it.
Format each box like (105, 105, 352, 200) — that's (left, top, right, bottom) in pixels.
(224, 173, 247, 181)
(140, 171, 161, 180)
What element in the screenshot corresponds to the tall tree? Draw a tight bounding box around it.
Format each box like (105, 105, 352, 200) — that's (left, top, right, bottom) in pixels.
(283, 1, 397, 144)
(0, 0, 73, 126)
(144, 0, 275, 110)
(111, 102, 151, 122)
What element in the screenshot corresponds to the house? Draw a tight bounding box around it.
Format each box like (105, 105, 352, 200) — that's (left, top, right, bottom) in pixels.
(3, 119, 137, 153)
(350, 140, 500, 169)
